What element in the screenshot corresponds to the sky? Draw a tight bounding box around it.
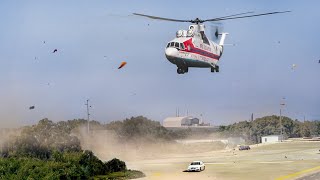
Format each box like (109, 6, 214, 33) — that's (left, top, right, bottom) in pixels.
(0, 0, 320, 127)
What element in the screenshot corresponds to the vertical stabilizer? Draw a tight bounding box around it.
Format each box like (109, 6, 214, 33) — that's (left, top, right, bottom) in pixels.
(219, 33, 229, 46)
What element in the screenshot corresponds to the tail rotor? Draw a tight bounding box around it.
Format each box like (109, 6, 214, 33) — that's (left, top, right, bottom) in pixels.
(209, 22, 224, 42)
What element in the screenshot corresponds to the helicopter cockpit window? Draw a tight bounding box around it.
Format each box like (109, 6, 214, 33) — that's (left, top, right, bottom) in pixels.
(167, 43, 170, 48)
(174, 42, 180, 48)
(180, 43, 185, 50)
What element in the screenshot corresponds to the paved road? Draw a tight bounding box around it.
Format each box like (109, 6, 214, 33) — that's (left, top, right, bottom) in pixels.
(125, 141, 320, 180)
(297, 171, 320, 180)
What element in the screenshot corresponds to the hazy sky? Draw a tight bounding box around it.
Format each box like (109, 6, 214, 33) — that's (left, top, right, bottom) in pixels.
(1, 0, 319, 127)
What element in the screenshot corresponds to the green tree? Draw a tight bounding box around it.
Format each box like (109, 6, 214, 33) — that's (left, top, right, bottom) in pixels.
(105, 158, 127, 173)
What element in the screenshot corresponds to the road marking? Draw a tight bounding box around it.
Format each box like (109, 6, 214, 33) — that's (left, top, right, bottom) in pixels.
(275, 166, 320, 180)
(152, 172, 162, 177)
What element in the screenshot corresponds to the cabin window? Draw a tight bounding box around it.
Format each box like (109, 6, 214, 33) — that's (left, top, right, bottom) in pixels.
(167, 43, 170, 48)
(180, 43, 185, 50)
(175, 42, 180, 48)
(170, 42, 175, 47)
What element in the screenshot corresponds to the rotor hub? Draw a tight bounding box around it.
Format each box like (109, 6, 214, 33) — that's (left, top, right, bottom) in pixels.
(191, 18, 204, 24)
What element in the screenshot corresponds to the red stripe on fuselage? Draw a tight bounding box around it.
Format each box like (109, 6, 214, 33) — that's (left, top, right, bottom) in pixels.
(181, 38, 220, 60)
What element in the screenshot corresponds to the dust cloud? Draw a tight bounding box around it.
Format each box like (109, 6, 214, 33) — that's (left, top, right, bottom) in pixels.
(76, 127, 228, 162)
(0, 128, 21, 152)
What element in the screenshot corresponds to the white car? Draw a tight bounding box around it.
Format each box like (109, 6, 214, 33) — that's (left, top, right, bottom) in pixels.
(187, 161, 205, 172)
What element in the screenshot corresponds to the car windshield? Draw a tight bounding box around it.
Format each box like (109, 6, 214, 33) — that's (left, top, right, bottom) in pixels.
(191, 162, 200, 165)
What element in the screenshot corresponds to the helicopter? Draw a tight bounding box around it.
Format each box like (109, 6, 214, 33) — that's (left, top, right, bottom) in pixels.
(133, 11, 290, 74)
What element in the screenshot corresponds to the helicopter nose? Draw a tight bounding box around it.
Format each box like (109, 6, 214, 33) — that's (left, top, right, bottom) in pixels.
(165, 47, 178, 59)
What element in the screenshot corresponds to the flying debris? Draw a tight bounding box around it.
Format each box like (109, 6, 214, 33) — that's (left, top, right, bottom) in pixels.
(29, 106, 35, 110)
(43, 41, 46, 44)
(118, 61, 127, 69)
(34, 57, 39, 63)
(52, 49, 58, 53)
(291, 64, 297, 70)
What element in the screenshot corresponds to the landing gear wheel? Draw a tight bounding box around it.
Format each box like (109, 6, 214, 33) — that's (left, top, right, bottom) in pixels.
(177, 68, 184, 74)
(211, 65, 220, 73)
(216, 65, 219, 72)
(177, 67, 188, 74)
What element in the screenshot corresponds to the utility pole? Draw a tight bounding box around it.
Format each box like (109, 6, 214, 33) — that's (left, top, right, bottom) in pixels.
(280, 98, 286, 142)
(280, 108, 282, 141)
(85, 99, 90, 134)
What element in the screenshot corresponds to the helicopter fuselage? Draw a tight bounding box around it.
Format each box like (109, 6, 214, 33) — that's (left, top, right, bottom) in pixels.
(133, 11, 290, 74)
(165, 24, 224, 74)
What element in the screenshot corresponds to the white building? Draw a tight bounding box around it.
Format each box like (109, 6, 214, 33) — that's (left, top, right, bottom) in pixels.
(261, 135, 283, 143)
(163, 116, 200, 127)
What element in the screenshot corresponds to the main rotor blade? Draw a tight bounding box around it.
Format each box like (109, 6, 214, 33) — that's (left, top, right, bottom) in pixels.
(204, 11, 254, 21)
(205, 11, 291, 22)
(133, 13, 190, 22)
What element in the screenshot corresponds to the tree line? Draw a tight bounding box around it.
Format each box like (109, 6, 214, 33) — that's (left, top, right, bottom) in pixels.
(1, 116, 190, 159)
(104, 116, 191, 141)
(218, 115, 320, 143)
(0, 117, 151, 179)
(0, 115, 191, 179)
(0, 151, 128, 179)
(2, 114, 318, 178)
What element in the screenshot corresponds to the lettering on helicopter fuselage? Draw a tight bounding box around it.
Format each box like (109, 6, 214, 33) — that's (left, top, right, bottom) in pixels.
(179, 52, 188, 58)
(200, 44, 211, 52)
(200, 56, 210, 62)
(190, 54, 197, 59)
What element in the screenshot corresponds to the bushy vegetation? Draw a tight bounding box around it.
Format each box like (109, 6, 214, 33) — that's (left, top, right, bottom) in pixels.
(105, 116, 190, 141)
(0, 117, 147, 179)
(0, 151, 129, 179)
(1, 116, 188, 160)
(1, 118, 82, 159)
(218, 115, 320, 143)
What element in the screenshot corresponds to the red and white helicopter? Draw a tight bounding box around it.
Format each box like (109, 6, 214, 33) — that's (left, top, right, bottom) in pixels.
(133, 11, 290, 74)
